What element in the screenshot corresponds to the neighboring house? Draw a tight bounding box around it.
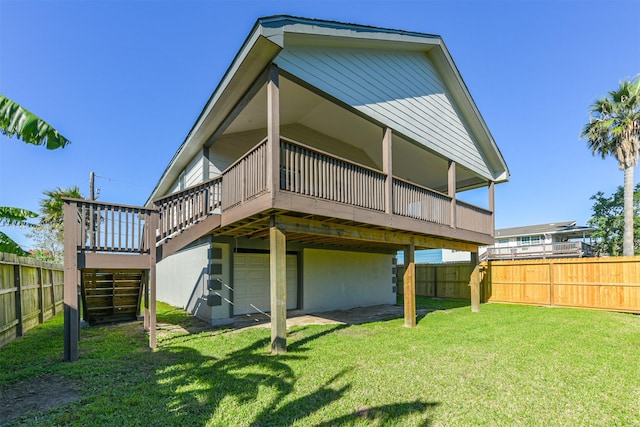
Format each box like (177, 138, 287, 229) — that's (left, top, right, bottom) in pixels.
(398, 249, 471, 264)
(480, 221, 593, 260)
(144, 15, 509, 329)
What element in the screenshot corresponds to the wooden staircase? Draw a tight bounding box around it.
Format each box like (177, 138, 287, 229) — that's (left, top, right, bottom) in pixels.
(81, 270, 146, 325)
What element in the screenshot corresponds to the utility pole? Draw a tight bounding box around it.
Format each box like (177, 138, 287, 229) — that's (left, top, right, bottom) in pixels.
(89, 171, 95, 201)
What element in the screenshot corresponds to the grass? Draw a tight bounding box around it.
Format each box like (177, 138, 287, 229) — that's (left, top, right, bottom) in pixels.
(1, 300, 639, 426)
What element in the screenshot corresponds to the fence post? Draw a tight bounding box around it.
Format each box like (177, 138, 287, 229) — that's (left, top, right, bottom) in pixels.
(38, 267, 45, 323)
(13, 264, 23, 338)
(549, 259, 555, 307)
(50, 269, 57, 316)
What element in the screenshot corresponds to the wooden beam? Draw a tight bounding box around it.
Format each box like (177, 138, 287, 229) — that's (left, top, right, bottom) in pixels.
(270, 220, 287, 353)
(448, 161, 456, 228)
(382, 128, 393, 214)
(403, 242, 416, 327)
(63, 200, 79, 362)
(274, 215, 479, 252)
(470, 251, 480, 313)
(267, 64, 280, 196)
(79, 253, 152, 270)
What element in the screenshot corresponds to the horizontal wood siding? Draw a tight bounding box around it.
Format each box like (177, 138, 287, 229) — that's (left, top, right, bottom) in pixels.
(281, 139, 385, 211)
(155, 177, 222, 241)
(487, 257, 640, 312)
(456, 200, 492, 235)
(276, 46, 492, 179)
(392, 178, 451, 225)
(0, 253, 63, 348)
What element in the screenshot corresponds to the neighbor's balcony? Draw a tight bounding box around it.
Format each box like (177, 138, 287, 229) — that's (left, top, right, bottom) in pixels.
(154, 137, 494, 241)
(483, 241, 593, 260)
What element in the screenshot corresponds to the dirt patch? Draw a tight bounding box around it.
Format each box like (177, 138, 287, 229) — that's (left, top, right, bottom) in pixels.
(0, 375, 80, 425)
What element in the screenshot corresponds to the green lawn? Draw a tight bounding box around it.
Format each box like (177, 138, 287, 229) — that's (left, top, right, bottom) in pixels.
(1, 300, 639, 426)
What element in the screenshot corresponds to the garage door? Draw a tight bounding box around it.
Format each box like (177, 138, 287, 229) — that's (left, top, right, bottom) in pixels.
(233, 253, 298, 315)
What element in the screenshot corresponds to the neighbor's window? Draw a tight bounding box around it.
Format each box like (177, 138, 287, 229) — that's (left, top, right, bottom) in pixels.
(520, 235, 541, 245)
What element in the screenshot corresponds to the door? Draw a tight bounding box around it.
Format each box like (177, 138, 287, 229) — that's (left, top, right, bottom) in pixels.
(233, 253, 298, 315)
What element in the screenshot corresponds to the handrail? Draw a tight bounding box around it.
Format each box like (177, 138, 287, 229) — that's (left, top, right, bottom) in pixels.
(281, 139, 386, 211)
(280, 136, 384, 176)
(390, 176, 452, 201)
(65, 199, 156, 254)
(154, 176, 222, 241)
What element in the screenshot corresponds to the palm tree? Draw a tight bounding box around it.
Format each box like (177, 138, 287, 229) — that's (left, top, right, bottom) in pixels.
(0, 94, 70, 149)
(39, 186, 84, 242)
(581, 77, 640, 256)
(0, 94, 72, 255)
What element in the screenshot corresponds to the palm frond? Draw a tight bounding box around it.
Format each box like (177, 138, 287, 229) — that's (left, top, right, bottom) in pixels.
(0, 94, 71, 149)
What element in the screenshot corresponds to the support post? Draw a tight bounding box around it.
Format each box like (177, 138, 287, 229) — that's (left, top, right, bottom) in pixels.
(382, 128, 393, 214)
(270, 218, 287, 353)
(143, 270, 149, 331)
(63, 200, 79, 362)
(403, 242, 416, 327)
(448, 161, 456, 228)
(149, 211, 158, 350)
(267, 64, 280, 195)
(488, 181, 495, 237)
(470, 251, 480, 313)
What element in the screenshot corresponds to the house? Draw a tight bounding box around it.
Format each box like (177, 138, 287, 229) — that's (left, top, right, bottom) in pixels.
(62, 15, 509, 358)
(480, 221, 593, 260)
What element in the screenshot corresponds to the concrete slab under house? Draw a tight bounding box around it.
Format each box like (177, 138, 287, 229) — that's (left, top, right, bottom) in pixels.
(62, 15, 509, 359)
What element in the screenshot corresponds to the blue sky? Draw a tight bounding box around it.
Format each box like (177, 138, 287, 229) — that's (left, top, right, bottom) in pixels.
(1, 0, 639, 250)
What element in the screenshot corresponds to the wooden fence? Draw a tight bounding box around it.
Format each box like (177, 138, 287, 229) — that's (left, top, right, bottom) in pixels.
(397, 257, 640, 313)
(397, 263, 473, 300)
(0, 252, 64, 347)
(486, 256, 640, 312)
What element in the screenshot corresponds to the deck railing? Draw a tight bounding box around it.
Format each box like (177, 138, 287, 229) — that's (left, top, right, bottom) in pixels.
(484, 241, 592, 260)
(222, 139, 268, 210)
(146, 137, 495, 242)
(154, 177, 222, 241)
(280, 138, 386, 211)
(67, 199, 156, 254)
(392, 178, 451, 225)
(456, 200, 493, 235)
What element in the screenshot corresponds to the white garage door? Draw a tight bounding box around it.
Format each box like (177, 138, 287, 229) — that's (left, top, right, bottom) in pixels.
(233, 253, 298, 315)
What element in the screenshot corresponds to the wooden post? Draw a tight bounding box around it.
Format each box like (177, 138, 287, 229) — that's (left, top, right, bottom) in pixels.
(270, 218, 287, 353)
(267, 64, 280, 195)
(63, 200, 79, 362)
(49, 269, 56, 316)
(13, 264, 23, 338)
(549, 259, 555, 307)
(143, 270, 149, 331)
(488, 181, 495, 237)
(448, 161, 456, 228)
(382, 128, 393, 214)
(149, 211, 158, 350)
(470, 251, 480, 313)
(37, 267, 45, 323)
(403, 242, 416, 327)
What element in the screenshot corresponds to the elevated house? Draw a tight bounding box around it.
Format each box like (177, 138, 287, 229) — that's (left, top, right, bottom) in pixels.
(480, 221, 593, 260)
(62, 15, 509, 359)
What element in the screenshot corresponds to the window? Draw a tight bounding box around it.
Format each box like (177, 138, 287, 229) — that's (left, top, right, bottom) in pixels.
(520, 235, 541, 246)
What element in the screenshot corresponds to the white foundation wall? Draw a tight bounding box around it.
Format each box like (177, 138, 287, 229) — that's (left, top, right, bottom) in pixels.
(302, 249, 395, 313)
(156, 240, 210, 320)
